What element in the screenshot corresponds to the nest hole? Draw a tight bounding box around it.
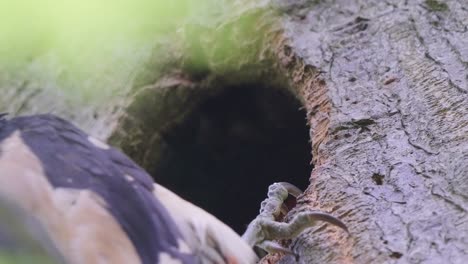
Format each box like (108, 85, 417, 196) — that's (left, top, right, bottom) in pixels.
(150, 84, 312, 233)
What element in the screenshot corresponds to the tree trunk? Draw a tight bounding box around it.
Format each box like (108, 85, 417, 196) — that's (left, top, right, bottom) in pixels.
(269, 1, 468, 263)
(1, 0, 467, 263)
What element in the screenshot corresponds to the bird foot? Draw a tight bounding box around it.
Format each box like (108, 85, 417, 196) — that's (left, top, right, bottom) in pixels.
(242, 182, 348, 257)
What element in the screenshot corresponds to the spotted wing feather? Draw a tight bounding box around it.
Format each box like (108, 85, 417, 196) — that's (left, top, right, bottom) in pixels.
(0, 114, 196, 264)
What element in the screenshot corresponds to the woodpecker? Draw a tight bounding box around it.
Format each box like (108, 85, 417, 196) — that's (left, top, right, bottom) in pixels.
(0, 113, 347, 263)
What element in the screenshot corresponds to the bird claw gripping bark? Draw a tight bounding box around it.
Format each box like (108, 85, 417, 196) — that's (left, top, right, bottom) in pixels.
(242, 182, 348, 257)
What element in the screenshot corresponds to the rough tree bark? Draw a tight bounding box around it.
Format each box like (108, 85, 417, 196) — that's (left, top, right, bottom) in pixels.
(1, 0, 467, 263)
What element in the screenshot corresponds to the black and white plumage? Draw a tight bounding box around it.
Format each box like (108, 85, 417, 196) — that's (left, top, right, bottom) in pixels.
(0, 114, 257, 264)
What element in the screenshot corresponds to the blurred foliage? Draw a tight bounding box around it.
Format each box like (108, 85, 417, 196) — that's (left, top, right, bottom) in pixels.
(0, 0, 192, 101)
(0, 1, 191, 60)
(0, 0, 270, 103)
(0, 253, 57, 264)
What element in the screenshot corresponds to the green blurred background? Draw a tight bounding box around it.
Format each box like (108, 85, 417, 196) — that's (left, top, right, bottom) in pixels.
(1, 1, 191, 60)
(0, 0, 220, 103)
(0, 0, 260, 104)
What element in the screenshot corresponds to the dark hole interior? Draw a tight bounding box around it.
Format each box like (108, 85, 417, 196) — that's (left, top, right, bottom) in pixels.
(151, 85, 312, 234)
